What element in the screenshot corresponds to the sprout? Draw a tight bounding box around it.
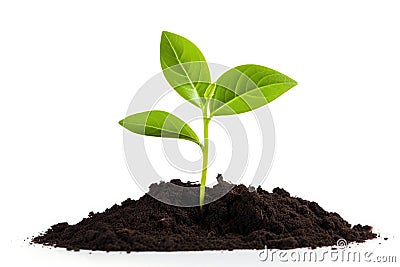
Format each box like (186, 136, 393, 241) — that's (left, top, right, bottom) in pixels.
(119, 31, 297, 208)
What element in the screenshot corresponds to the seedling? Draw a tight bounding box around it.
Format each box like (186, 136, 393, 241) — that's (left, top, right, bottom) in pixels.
(119, 31, 297, 208)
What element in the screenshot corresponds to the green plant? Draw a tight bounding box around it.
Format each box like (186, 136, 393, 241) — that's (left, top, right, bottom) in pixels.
(119, 31, 297, 208)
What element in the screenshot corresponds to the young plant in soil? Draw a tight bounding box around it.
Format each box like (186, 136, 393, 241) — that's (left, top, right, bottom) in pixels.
(33, 32, 376, 252)
(119, 31, 297, 207)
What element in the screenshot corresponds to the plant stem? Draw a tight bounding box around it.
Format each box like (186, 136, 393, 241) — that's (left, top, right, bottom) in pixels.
(200, 115, 210, 208)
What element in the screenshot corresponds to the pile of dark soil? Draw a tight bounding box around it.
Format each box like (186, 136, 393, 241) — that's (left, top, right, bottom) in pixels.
(33, 175, 376, 252)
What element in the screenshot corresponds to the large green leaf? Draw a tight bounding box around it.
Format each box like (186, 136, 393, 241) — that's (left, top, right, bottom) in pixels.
(160, 31, 211, 107)
(210, 64, 297, 116)
(119, 110, 200, 146)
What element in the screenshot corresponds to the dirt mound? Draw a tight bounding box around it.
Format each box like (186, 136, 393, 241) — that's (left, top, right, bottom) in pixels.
(33, 175, 375, 252)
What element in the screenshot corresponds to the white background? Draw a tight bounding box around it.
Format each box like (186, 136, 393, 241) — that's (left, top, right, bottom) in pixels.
(0, 0, 399, 266)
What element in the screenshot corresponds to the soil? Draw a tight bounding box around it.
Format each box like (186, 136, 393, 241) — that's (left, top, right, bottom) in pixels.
(32, 175, 376, 252)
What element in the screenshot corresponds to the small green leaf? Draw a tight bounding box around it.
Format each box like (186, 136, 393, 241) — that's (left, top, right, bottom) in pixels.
(210, 64, 297, 116)
(160, 31, 211, 107)
(203, 83, 216, 98)
(119, 110, 200, 146)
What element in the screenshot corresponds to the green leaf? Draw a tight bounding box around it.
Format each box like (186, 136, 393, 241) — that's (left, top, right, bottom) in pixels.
(203, 83, 216, 99)
(119, 110, 200, 146)
(160, 31, 211, 107)
(210, 64, 297, 116)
